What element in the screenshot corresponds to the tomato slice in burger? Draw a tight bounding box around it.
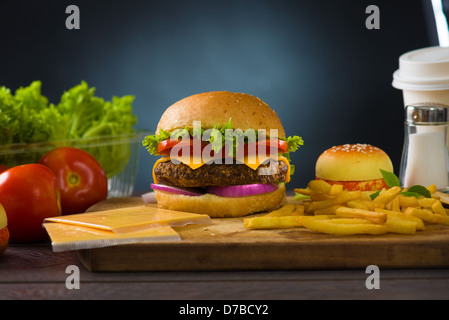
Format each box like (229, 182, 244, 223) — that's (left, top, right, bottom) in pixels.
(157, 139, 209, 156)
(157, 139, 182, 155)
(253, 139, 288, 154)
(158, 138, 288, 156)
(278, 139, 288, 153)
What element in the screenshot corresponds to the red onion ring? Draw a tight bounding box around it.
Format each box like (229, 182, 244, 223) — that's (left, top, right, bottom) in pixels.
(206, 183, 278, 197)
(150, 183, 205, 196)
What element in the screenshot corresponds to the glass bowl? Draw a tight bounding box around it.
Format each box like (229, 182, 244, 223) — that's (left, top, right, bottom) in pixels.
(0, 129, 151, 198)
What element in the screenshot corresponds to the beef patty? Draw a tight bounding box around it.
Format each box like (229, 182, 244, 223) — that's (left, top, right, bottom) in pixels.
(154, 159, 288, 187)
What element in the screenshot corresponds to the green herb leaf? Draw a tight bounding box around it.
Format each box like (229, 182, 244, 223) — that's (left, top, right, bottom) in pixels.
(405, 185, 431, 198)
(369, 190, 381, 200)
(399, 191, 421, 198)
(379, 169, 400, 188)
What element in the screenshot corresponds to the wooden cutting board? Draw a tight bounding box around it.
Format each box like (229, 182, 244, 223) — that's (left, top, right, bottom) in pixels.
(77, 197, 449, 272)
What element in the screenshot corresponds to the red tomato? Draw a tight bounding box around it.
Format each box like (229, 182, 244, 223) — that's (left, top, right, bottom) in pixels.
(0, 165, 9, 174)
(0, 164, 61, 242)
(38, 147, 108, 215)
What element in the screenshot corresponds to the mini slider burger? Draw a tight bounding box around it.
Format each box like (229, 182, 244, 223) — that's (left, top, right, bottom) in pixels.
(315, 143, 393, 191)
(142, 91, 303, 217)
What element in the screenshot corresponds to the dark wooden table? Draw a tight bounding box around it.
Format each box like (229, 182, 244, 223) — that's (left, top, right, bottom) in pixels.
(1, 241, 449, 300)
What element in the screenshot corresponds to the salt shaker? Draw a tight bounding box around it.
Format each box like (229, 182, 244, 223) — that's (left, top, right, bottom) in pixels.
(400, 104, 449, 190)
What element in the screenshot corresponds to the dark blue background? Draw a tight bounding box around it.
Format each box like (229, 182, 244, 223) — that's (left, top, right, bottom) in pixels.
(0, 0, 435, 191)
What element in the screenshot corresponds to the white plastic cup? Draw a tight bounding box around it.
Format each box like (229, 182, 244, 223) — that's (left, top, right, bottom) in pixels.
(392, 46, 449, 106)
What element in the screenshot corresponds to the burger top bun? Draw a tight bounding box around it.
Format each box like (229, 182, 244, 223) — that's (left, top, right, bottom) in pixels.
(315, 144, 394, 181)
(156, 91, 286, 138)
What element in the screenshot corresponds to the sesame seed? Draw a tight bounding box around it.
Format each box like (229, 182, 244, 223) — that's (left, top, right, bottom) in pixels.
(330, 143, 376, 154)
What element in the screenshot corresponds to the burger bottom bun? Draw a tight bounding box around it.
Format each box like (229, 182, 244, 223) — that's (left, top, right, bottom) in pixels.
(154, 183, 287, 218)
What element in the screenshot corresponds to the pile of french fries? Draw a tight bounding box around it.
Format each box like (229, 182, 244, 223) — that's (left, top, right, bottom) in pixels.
(244, 180, 449, 235)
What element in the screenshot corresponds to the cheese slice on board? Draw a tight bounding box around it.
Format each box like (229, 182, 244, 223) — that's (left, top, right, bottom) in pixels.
(44, 206, 212, 234)
(43, 223, 181, 252)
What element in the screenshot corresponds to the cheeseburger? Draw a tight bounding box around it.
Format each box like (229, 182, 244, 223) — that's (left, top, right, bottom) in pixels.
(315, 144, 393, 191)
(142, 91, 303, 217)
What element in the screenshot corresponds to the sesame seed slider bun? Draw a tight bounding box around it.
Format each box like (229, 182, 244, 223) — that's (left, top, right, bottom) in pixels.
(315, 144, 393, 191)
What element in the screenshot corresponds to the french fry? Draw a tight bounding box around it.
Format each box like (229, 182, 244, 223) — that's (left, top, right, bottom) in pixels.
(390, 195, 401, 212)
(443, 215, 449, 225)
(329, 184, 343, 196)
(347, 199, 385, 211)
(310, 192, 334, 201)
(335, 206, 387, 224)
(313, 205, 342, 215)
(308, 191, 362, 212)
(433, 192, 449, 205)
(347, 200, 369, 210)
(307, 179, 332, 194)
(427, 184, 437, 194)
(376, 208, 425, 231)
(404, 207, 446, 224)
(361, 191, 374, 200)
(431, 200, 447, 216)
(372, 186, 402, 204)
(292, 205, 305, 216)
(313, 204, 341, 216)
(300, 216, 389, 235)
(243, 216, 302, 229)
(385, 215, 417, 234)
(398, 195, 419, 209)
(264, 204, 296, 217)
(303, 201, 312, 213)
(301, 215, 335, 220)
(327, 218, 373, 225)
(426, 209, 449, 225)
(417, 197, 438, 208)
